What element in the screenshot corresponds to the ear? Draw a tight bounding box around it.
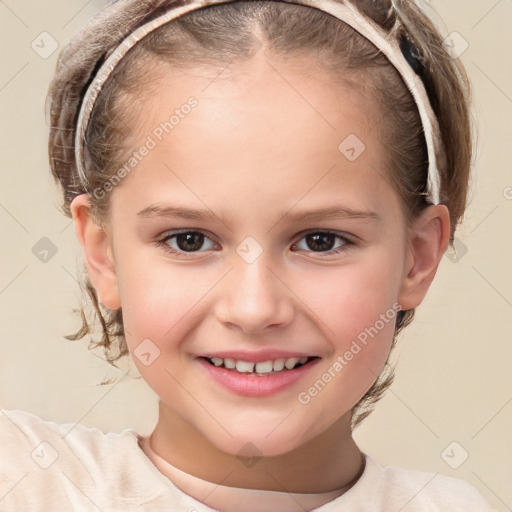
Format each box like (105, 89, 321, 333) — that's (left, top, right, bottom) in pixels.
(398, 204, 451, 310)
(70, 194, 121, 310)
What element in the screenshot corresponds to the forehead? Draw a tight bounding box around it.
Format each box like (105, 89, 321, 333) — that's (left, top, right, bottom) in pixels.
(126, 49, 380, 143)
(110, 54, 396, 220)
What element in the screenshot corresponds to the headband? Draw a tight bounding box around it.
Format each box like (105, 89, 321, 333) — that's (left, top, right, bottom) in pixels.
(75, 0, 444, 205)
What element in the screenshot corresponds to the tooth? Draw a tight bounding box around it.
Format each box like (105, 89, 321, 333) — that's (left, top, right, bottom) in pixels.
(224, 358, 236, 369)
(273, 358, 285, 371)
(208, 356, 308, 373)
(236, 360, 255, 373)
(255, 360, 273, 374)
(284, 357, 299, 370)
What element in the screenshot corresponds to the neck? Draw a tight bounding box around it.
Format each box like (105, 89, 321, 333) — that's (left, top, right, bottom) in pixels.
(148, 400, 364, 494)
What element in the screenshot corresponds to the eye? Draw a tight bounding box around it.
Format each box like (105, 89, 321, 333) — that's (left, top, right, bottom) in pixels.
(291, 231, 355, 255)
(155, 230, 218, 257)
(155, 229, 355, 258)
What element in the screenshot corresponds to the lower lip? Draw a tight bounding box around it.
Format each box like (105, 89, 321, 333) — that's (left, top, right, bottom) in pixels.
(196, 357, 320, 397)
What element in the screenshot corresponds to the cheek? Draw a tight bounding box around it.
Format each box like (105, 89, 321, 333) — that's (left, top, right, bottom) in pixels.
(115, 260, 213, 394)
(296, 274, 399, 438)
(297, 250, 402, 347)
(115, 256, 213, 345)
(292, 251, 401, 411)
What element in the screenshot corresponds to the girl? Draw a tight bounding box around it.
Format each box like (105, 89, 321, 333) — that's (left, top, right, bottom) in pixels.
(0, 0, 496, 510)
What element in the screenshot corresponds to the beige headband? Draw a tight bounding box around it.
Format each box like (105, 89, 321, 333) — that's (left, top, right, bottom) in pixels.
(75, 0, 444, 205)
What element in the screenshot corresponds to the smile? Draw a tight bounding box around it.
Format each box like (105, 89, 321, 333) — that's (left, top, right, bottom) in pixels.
(202, 356, 316, 375)
(197, 354, 320, 397)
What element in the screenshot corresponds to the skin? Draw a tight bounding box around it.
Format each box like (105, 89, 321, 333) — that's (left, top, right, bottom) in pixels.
(71, 50, 450, 495)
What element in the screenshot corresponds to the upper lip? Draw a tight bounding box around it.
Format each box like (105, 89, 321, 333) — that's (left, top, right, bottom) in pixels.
(196, 350, 319, 363)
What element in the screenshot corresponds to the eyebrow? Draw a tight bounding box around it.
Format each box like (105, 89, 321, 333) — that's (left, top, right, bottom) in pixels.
(136, 203, 382, 225)
(281, 206, 382, 223)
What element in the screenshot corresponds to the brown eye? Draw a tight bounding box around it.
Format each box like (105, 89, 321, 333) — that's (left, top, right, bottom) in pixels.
(305, 233, 336, 251)
(292, 231, 354, 255)
(174, 232, 206, 252)
(157, 230, 217, 256)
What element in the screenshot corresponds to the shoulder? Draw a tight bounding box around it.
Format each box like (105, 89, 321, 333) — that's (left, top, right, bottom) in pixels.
(0, 408, 142, 510)
(330, 453, 495, 511)
(354, 455, 492, 512)
(0, 407, 125, 465)
(0, 408, 218, 511)
(1, 406, 106, 444)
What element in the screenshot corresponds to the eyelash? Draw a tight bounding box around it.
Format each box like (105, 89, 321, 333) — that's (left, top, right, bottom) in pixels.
(154, 229, 356, 258)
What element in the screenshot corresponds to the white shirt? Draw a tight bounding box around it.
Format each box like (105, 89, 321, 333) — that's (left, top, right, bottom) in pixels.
(0, 408, 495, 511)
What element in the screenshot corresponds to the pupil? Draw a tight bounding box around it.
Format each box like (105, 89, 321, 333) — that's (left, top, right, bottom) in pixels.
(177, 232, 204, 252)
(307, 233, 334, 251)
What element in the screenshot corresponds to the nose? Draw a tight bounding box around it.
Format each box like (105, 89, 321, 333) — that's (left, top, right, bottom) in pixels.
(214, 250, 295, 335)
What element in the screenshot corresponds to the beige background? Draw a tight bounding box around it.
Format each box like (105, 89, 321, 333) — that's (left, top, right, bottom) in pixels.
(1, 0, 511, 509)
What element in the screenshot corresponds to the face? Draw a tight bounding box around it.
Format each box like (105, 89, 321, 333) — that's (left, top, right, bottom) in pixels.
(80, 53, 434, 459)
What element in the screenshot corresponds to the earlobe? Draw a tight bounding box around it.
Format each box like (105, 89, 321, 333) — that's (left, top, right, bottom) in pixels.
(398, 205, 451, 311)
(70, 194, 121, 310)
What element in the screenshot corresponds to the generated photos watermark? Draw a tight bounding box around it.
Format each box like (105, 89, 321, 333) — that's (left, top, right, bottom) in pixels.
(92, 96, 198, 200)
(298, 302, 403, 405)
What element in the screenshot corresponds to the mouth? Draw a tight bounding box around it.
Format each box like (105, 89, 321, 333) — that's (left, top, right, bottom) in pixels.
(200, 355, 319, 376)
(196, 354, 321, 397)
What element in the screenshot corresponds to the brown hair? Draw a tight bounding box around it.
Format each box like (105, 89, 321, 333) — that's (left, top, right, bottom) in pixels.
(46, 0, 474, 428)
